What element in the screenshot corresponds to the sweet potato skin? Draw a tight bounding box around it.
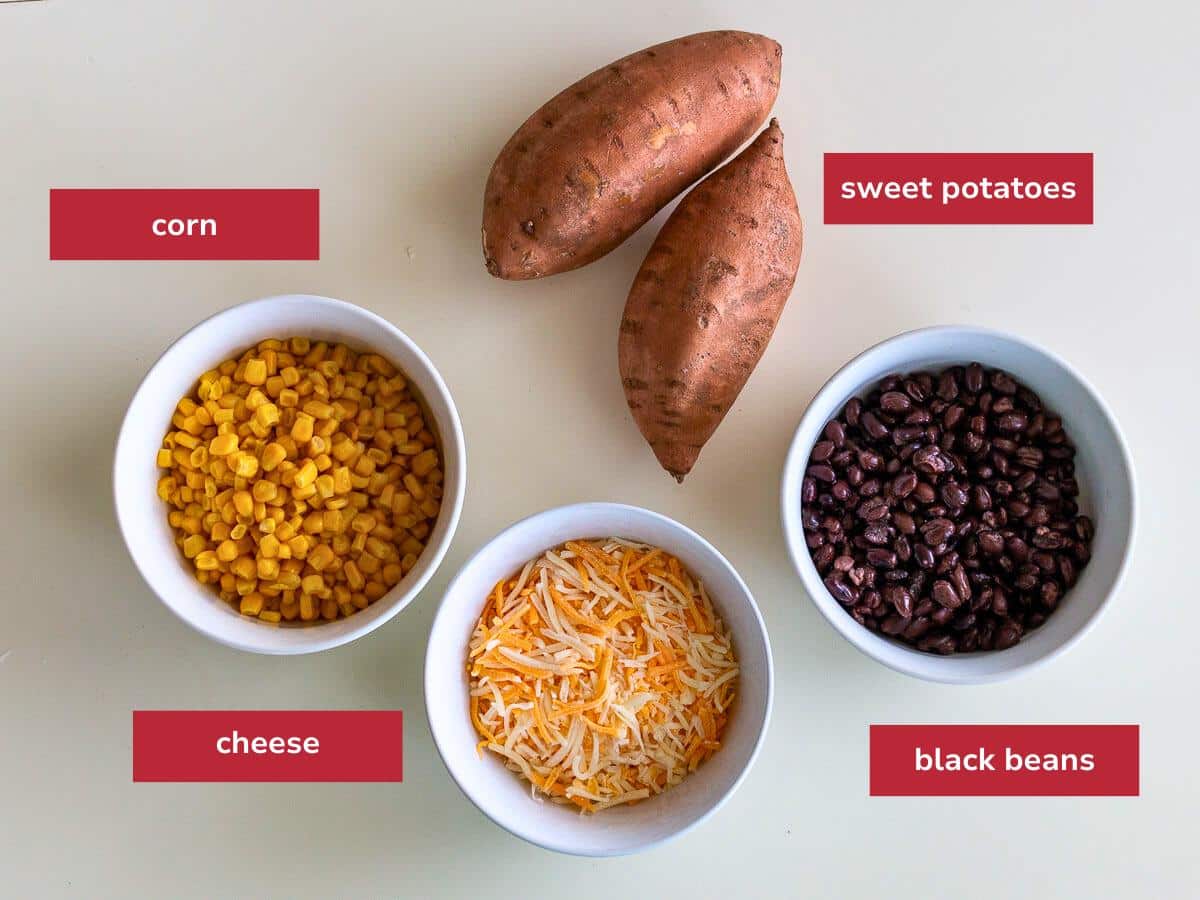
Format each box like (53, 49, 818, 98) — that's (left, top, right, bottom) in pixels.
(619, 119, 802, 481)
(482, 31, 781, 280)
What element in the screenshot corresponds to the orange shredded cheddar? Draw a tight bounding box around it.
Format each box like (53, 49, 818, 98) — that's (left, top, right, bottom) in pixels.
(467, 538, 738, 813)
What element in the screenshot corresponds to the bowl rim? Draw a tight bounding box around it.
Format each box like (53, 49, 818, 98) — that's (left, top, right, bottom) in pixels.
(113, 293, 467, 654)
(780, 324, 1138, 684)
(423, 501, 775, 856)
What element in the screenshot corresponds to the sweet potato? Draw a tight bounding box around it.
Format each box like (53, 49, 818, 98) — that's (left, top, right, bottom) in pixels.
(619, 119, 802, 481)
(482, 31, 781, 280)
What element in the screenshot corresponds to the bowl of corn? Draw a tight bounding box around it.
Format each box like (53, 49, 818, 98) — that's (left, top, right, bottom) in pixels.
(114, 294, 466, 654)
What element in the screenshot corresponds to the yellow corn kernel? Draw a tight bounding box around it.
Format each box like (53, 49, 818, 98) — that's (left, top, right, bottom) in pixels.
(314, 473, 335, 499)
(400, 552, 418, 572)
(256, 556, 280, 580)
(350, 513, 376, 534)
(232, 453, 258, 478)
(156, 448, 174, 468)
(301, 511, 323, 534)
(254, 402, 280, 428)
(300, 574, 324, 596)
(261, 441, 287, 472)
(156, 476, 176, 501)
(209, 433, 239, 456)
(214, 539, 239, 563)
(258, 610, 281, 623)
(411, 449, 439, 477)
(245, 388, 268, 411)
(391, 492, 412, 516)
(291, 413, 315, 443)
(299, 593, 318, 621)
(250, 479, 276, 503)
(321, 597, 338, 620)
(239, 592, 264, 616)
(306, 543, 334, 572)
(232, 490, 253, 517)
(293, 459, 318, 489)
(287, 534, 309, 557)
(272, 571, 302, 591)
(368, 535, 398, 560)
(194, 550, 220, 571)
(243, 358, 268, 386)
(181, 534, 207, 558)
(383, 563, 403, 587)
(420, 497, 440, 519)
(344, 560, 365, 590)
(259, 533, 280, 558)
(396, 440, 423, 456)
(231, 555, 256, 579)
(302, 399, 334, 420)
(403, 473, 425, 501)
(365, 581, 387, 602)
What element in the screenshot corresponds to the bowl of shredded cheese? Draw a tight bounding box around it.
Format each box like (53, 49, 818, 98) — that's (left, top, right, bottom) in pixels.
(425, 503, 773, 856)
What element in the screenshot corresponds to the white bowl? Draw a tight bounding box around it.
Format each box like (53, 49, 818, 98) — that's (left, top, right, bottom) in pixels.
(424, 502, 773, 856)
(781, 326, 1136, 684)
(114, 294, 466, 654)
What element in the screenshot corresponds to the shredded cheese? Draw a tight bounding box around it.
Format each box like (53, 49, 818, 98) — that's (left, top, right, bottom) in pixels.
(467, 538, 738, 813)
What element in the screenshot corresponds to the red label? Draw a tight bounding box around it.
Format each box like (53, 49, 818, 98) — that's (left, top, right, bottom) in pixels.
(870, 725, 1137, 796)
(50, 189, 319, 259)
(824, 153, 1093, 224)
(132, 711, 402, 782)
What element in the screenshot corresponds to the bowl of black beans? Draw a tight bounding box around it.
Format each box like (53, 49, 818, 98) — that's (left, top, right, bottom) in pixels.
(781, 326, 1135, 683)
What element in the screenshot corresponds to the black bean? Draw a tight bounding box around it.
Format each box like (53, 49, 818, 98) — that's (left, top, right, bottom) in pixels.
(808, 464, 836, 484)
(857, 449, 884, 472)
(941, 482, 969, 509)
(991, 371, 1018, 395)
(912, 446, 951, 475)
(861, 411, 889, 440)
(863, 524, 891, 545)
(997, 413, 1028, 432)
(931, 606, 956, 625)
(813, 544, 834, 572)
(867, 548, 897, 568)
(919, 632, 957, 654)
(965, 363, 984, 393)
(884, 585, 914, 617)
(857, 498, 889, 521)
(892, 473, 918, 498)
(914, 543, 936, 570)
(932, 580, 963, 609)
(824, 575, 855, 606)
(802, 476, 816, 503)
(881, 391, 913, 413)
(811, 440, 835, 462)
(825, 420, 846, 447)
(920, 518, 956, 547)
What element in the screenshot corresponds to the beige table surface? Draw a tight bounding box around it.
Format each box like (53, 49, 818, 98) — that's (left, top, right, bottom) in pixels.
(2, 1, 1197, 896)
